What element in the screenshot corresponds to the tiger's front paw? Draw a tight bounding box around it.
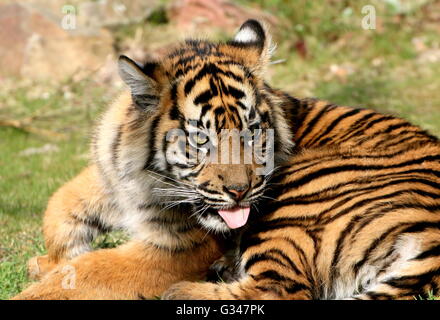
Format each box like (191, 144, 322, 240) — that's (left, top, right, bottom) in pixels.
(162, 281, 217, 300)
(27, 255, 60, 280)
(207, 256, 239, 283)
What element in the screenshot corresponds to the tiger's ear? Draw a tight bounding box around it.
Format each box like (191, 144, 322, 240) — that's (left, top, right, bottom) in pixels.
(229, 20, 274, 75)
(118, 55, 160, 111)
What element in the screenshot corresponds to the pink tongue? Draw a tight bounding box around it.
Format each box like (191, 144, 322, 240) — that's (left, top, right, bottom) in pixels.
(218, 207, 250, 229)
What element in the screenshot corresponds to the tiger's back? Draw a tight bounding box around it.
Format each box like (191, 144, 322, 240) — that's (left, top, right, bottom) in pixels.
(252, 98, 440, 299)
(165, 95, 440, 300)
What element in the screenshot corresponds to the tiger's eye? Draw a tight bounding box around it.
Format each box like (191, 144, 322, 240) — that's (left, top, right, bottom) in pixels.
(195, 133, 209, 145)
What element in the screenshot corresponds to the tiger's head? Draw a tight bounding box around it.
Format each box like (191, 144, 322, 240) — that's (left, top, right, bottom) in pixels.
(117, 20, 294, 232)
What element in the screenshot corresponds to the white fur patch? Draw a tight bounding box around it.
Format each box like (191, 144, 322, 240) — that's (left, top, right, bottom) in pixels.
(234, 27, 258, 43)
(329, 234, 422, 299)
(197, 214, 229, 233)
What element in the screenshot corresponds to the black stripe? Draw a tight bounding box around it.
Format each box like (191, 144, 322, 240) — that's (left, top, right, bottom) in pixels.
(413, 245, 440, 260)
(227, 86, 245, 99)
(333, 209, 440, 279)
(197, 184, 222, 196)
(265, 249, 301, 274)
(384, 267, 440, 290)
(282, 155, 440, 190)
(365, 292, 394, 300)
(236, 101, 247, 110)
(143, 115, 161, 170)
(273, 177, 440, 211)
(328, 111, 376, 143)
(254, 270, 293, 282)
(360, 122, 414, 148)
(174, 63, 202, 78)
(296, 104, 336, 145)
(200, 104, 212, 118)
(71, 213, 111, 233)
(214, 107, 225, 116)
(111, 125, 123, 169)
(245, 254, 289, 271)
(260, 110, 270, 124)
(169, 84, 182, 121)
(222, 71, 243, 83)
(239, 236, 264, 254)
(194, 89, 214, 105)
(276, 144, 438, 178)
(323, 190, 440, 224)
(183, 63, 243, 95)
(263, 188, 437, 232)
(349, 200, 440, 241)
(306, 108, 362, 147)
(169, 104, 182, 121)
(285, 282, 310, 294)
(352, 223, 404, 274)
(337, 115, 396, 144)
(209, 77, 218, 95)
(376, 122, 413, 135)
(402, 221, 440, 234)
(382, 135, 429, 149)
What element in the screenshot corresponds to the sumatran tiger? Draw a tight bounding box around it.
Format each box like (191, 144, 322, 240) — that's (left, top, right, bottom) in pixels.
(14, 20, 440, 300)
(13, 20, 292, 300)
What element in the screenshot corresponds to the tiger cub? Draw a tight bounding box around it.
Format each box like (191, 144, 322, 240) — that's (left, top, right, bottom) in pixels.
(162, 32, 440, 300)
(14, 20, 294, 299)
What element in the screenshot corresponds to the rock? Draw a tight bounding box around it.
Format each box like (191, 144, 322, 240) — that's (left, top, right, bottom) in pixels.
(167, 0, 278, 34)
(77, 0, 160, 29)
(0, 3, 114, 82)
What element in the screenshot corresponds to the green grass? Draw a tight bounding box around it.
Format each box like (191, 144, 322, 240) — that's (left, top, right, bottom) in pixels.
(415, 290, 440, 300)
(0, 79, 109, 299)
(1, 0, 440, 299)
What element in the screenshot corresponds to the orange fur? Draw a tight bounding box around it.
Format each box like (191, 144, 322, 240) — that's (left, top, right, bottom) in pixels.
(14, 237, 222, 299)
(14, 20, 440, 301)
(164, 101, 440, 300)
(14, 20, 289, 299)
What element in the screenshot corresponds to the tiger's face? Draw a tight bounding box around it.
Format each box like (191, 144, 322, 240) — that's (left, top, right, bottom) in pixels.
(118, 20, 294, 232)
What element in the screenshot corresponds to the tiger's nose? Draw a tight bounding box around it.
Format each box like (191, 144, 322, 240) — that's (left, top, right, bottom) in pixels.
(226, 184, 249, 201)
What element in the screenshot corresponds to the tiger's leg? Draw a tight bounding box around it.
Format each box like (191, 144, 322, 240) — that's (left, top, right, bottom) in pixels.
(206, 232, 242, 283)
(29, 165, 117, 280)
(163, 230, 317, 300)
(351, 232, 440, 300)
(13, 236, 223, 300)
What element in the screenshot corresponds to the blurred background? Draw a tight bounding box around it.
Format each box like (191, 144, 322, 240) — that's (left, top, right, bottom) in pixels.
(0, 0, 439, 299)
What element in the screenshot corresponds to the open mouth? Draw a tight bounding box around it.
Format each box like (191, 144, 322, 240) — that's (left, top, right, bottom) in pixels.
(218, 206, 250, 229)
